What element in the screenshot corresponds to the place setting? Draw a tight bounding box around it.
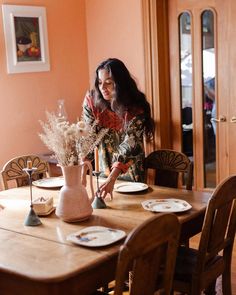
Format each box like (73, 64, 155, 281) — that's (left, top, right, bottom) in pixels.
(141, 198, 192, 213)
(114, 182, 149, 193)
(67, 226, 126, 247)
(32, 176, 65, 189)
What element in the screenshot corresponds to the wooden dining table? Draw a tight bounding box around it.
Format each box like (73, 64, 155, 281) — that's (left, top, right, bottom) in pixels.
(0, 179, 211, 295)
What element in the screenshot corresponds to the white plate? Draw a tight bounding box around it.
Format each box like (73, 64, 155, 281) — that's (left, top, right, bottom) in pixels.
(67, 226, 126, 247)
(32, 177, 64, 188)
(142, 198, 192, 213)
(114, 182, 149, 193)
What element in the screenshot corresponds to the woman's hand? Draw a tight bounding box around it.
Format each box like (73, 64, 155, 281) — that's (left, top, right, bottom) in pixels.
(97, 168, 120, 200)
(98, 177, 116, 200)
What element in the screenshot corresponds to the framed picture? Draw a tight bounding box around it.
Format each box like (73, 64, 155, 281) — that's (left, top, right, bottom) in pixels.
(2, 4, 50, 74)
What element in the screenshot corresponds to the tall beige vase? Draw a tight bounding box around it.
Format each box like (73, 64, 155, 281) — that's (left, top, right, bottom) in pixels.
(55, 161, 94, 222)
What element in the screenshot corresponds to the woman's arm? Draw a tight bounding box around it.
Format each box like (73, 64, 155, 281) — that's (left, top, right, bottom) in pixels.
(98, 167, 121, 199)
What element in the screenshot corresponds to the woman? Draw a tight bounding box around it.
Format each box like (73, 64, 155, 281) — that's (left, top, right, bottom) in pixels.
(82, 58, 154, 199)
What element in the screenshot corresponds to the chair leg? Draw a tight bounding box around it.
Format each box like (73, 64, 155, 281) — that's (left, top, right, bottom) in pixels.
(181, 239, 189, 248)
(128, 270, 134, 291)
(101, 284, 109, 293)
(222, 270, 232, 295)
(191, 278, 203, 295)
(204, 280, 216, 295)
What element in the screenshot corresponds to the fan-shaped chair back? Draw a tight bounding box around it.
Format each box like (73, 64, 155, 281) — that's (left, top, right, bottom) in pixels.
(0, 155, 50, 190)
(144, 149, 193, 190)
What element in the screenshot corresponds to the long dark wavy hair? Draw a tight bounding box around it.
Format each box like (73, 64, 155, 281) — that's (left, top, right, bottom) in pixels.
(93, 58, 154, 140)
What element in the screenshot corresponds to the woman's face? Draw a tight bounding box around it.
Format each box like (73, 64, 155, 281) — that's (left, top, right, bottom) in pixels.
(98, 69, 115, 101)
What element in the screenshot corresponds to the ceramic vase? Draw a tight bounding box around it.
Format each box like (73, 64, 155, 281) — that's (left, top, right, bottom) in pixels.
(55, 161, 94, 222)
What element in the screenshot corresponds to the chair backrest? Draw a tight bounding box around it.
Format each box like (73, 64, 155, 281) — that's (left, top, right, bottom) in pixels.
(114, 213, 181, 295)
(0, 155, 51, 190)
(144, 149, 193, 190)
(196, 174, 236, 274)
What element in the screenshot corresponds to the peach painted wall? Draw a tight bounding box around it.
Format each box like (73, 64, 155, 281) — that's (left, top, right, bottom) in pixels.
(0, 0, 146, 180)
(85, 0, 145, 92)
(0, 0, 89, 169)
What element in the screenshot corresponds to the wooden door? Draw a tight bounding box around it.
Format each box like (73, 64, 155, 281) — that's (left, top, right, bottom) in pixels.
(168, 0, 236, 190)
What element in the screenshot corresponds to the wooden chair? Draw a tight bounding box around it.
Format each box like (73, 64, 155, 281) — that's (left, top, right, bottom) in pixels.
(93, 214, 180, 295)
(115, 213, 180, 295)
(0, 155, 51, 190)
(144, 149, 193, 190)
(172, 174, 236, 295)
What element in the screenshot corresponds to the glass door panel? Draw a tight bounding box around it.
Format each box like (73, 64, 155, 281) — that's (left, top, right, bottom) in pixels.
(202, 10, 216, 188)
(179, 12, 193, 184)
(179, 12, 193, 157)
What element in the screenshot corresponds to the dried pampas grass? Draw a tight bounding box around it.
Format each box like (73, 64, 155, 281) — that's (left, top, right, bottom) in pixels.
(39, 112, 108, 166)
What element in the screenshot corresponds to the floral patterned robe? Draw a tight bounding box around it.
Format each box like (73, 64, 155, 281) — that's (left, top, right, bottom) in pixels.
(82, 93, 146, 182)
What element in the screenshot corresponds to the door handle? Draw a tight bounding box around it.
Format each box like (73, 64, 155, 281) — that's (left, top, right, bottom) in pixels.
(230, 116, 236, 123)
(210, 115, 226, 123)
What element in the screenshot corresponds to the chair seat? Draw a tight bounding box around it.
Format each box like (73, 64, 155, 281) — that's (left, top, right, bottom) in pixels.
(174, 246, 223, 283)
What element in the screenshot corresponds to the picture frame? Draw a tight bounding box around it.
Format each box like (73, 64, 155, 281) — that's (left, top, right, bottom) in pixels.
(2, 4, 50, 74)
